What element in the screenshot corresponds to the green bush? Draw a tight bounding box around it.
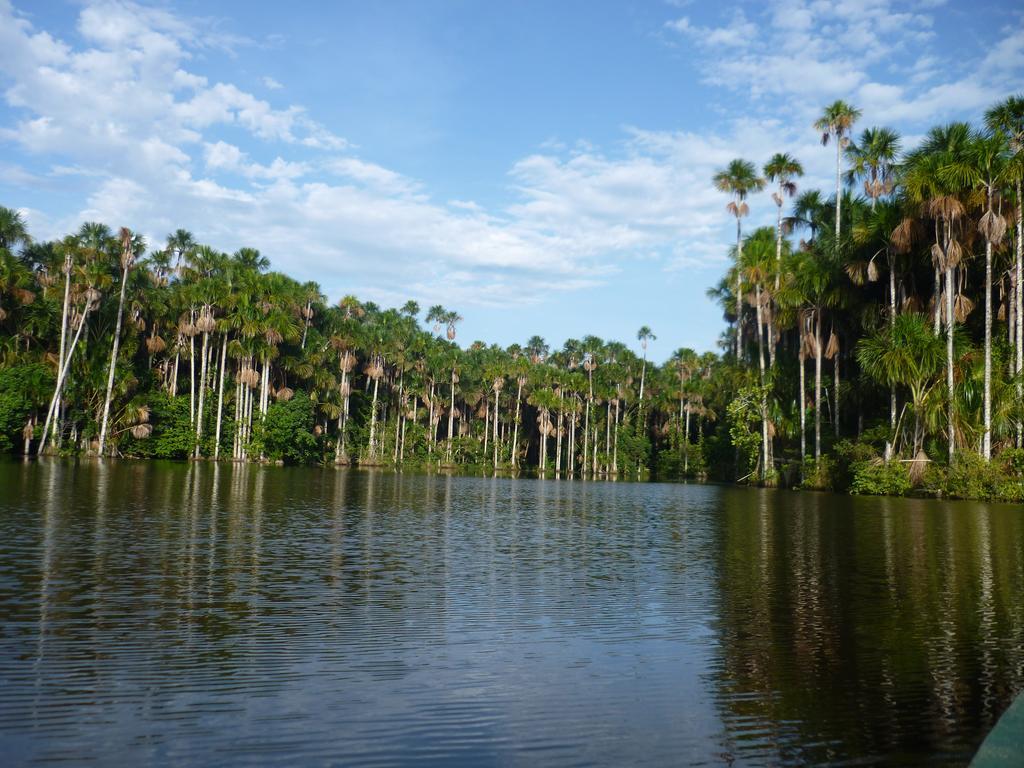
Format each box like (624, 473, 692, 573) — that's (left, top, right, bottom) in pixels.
(801, 455, 837, 491)
(254, 391, 320, 465)
(121, 393, 192, 459)
(998, 448, 1024, 478)
(0, 363, 53, 454)
(850, 459, 911, 496)
(941, 452, 1004, 501)
(833, 440, 880, 491)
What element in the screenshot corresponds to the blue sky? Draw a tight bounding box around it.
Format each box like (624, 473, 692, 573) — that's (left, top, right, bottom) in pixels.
(1, 0, 1022, 361)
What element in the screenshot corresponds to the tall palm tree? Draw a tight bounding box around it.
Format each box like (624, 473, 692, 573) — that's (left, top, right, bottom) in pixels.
(763, 153, 804, 368)
(845, 127, 901, 211)
(814, 100, 862, 244)
(97, 228, 141, 456)
(905, 122, 974, 462)
(714, 159, 766, 360)
(940, 130, 1008, 458)
(986, 95, 1024, 446)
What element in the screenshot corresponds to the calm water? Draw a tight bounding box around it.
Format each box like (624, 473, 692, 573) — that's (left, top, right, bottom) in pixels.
(1, 462, 1023, 766)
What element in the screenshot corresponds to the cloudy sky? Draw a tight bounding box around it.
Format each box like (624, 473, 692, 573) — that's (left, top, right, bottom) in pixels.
(1, 0, 1021, 359)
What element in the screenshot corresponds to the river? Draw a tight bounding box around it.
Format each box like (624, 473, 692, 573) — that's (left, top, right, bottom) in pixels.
(1, 461, 1022, 765)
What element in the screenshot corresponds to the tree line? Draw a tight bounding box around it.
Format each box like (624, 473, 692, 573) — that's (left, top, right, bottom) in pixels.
(708, 93, 1024, 499)
(2, 92, 1023, 499)
(0, 217, 716, 475)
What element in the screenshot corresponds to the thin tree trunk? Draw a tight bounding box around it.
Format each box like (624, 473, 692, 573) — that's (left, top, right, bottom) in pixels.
(1016, 179, 1023, 447)
(98, 257, 131, 455)
(214, 333, 228, 461)
(612, 400, 620, 475)
(51, 255, 72, 441)
(890, 256, 897, 433)
(983, 187, 994, 459)
(947, 261, 956, 462)
(194, 326, 210, 458)
(835, 139, 842, 244)
(735, 217, 743, 360)
(446, 367, 456, 463)
(493, 390, 500, 469)
(511, 378, 523, 468)
(815, 311, 822, 460)
(40, 299, 94, 455)
(394, 372, 404, 463)
(368, 369, 380, 459)
(800, 351, 807, 463)
(189, 315, 196, 424)
(833, 345, 840, 438)
(755, 283, 768, 480)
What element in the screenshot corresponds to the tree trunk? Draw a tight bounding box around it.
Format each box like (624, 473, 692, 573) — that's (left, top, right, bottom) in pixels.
(800, 351, 807, 463)
(890, 255, 897, 433)
(946, 262, 955, 463)
(835, 138, 842, 244)
(214, 333, 228, 461)
(189, 314, 196, 424)
(1017, 179, 1023, 447)
(833, 344, 840, 438)
(394, 372, 404, 463)
(40, 298, 94, 455)
(983, 188, 994, 459)
(194, 326, 210, 458)
(511, 378, 523, 468)
(493, 390, 500, 469)
(755, 283, 769, 480)
(735, 216, 743, 360)
(368, 368, 380, 459)
(815, 311, 822, 460)
(446, 367, 456, 463)
(612, 400, 620, 475)
(52, 255, 73, 442)
(98, 258, 131, 455)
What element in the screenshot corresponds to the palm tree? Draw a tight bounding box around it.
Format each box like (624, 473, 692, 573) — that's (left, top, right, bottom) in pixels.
(814, 100, 862, 244)
(0, 207, 31, 252)
(986, 95, 1024, 446)
(858, 313, 945, 458)
(97, 228, 141, 456)
(714, 159, 766, 360)
(940, 130, 1008, 458)
(845, 127, 901, 211)
(905, 122, 974, 462)
(763, 153, 803, 368)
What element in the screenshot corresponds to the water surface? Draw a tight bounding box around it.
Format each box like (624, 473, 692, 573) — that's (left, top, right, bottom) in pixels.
(1, 461, 1022, 765)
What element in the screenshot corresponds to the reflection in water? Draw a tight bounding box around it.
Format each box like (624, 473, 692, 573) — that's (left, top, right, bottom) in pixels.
(711, 487, 1024, 765)
(0, 462, 1022, 766)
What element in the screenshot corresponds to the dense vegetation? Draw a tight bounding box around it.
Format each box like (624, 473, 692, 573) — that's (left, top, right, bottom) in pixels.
(1, 94, 1023, 500)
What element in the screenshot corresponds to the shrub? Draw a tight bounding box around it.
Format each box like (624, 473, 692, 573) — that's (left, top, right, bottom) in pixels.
(254, 390, 320, 465)
(937, 452, 1004, 501)
(0, 363, 53, 454)
(833, 440, 879, 491)
(801, 455, 836, 491)
(850, 459, 911, 496)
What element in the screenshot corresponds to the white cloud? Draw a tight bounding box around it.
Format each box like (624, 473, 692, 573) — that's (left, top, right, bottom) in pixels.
(261, 76, 283, 90)
(665, 0, 1021, 127)
(0, 0, 1020, 319)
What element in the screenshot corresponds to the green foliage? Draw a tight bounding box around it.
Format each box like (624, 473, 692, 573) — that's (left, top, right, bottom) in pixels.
(833, 439, 879, 490)
(121, 393, 192, 459)
(801, 456, 837, 491)
(727, 385, 764, 478)
(925, 451, 1024, 503)
(850, 460, 912, 496)
(0, 363, 52, 453)
(254, 391, 320, 465)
